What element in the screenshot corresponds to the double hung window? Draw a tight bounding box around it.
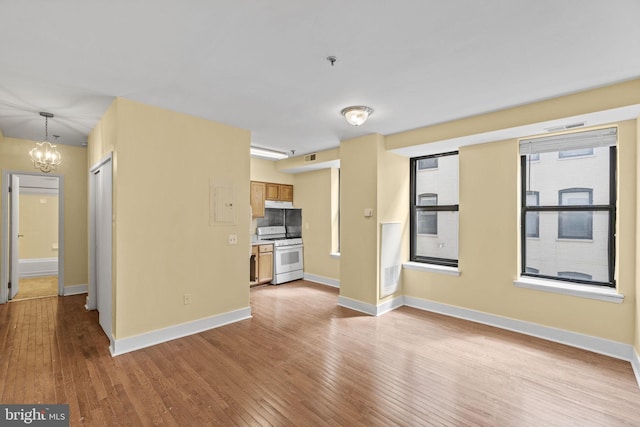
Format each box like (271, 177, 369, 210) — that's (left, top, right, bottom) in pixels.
(520, 128, 617, 287)
(410, 152, 459, 267)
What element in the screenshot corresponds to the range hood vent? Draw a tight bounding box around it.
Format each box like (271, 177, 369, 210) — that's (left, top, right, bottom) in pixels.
(304, 153, 317, 162)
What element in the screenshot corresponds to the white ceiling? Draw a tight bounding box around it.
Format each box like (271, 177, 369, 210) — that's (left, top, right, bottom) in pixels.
(1, 0, 639, 155)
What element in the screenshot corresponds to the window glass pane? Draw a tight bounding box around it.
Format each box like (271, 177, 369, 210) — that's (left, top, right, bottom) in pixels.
(525, 147, 610, 205)
(415, 155, 458, 205)
(524, 211, 609, 282)
(414, 211, 458, 259)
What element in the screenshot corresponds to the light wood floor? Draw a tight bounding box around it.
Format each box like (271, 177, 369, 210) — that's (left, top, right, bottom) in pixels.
(0, 281, 638, 426)
(12, 276, 58, 301)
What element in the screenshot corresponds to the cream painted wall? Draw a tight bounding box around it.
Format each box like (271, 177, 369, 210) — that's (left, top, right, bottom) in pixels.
(18, 194, 58, 259)
(376, 144, 410, 301)
(292, 168, 339, 281)
(387, 79, 640, 150)
(0, 136, 88, 287)
(401, 121, 636, 344)
(250, 158, 294, 185)
(89, 98, 251, 340)
(340, 134, 382, 305)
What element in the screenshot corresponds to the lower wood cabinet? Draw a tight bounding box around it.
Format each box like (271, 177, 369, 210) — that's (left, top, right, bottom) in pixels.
(250, 244, 273, 285)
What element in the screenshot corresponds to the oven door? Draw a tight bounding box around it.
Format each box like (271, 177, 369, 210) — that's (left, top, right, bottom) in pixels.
(274, 244, 303, 274)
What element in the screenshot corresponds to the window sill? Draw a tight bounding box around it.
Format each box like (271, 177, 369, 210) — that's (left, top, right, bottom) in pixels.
(513, 276, 623, 303)
(403, 262, 460, 276)
(330, 252, 340, 259)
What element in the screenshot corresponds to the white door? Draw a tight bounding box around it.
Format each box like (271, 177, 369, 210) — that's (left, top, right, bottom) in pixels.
(9, 175, 20, 299)
(94, 161, 113, 339)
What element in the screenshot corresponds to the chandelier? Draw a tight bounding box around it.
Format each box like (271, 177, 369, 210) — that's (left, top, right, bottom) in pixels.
(29, 112, 62, 173)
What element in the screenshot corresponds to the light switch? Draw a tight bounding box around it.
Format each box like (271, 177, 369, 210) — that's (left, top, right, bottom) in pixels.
(364, 208, 374, 217)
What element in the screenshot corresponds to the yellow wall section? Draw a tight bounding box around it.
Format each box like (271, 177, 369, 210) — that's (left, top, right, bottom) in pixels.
(340, 134, 382, 305)
(292, 168, 339, 281)
(0, 136, 88, 287)
(250, 158, 294, 185)
(18, 194, 58, 259)
(386, 78, 640, 150)
(377, 144, 409, 301)
(401, 121, 636, 344)
(93, 98, 251, 340)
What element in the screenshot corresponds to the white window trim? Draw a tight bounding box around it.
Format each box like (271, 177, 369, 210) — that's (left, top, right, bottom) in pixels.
(514, 276, 623, 304)
(403, 262, 460, 276)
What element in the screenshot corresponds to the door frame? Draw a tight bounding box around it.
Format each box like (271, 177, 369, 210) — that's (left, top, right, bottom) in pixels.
(1, 170, 65, 303)
(87, 153, 113, 342)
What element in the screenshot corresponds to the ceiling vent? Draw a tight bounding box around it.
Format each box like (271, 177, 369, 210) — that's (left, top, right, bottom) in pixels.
(545, 122, 585, 133)
(304, 153, 317, 162)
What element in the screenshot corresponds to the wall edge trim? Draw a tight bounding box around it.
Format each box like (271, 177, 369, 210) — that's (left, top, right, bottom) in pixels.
(110, 307, 252, 356)
(63, 284, 87, 296)
(304, 273, 340, 288)
(404, 296, 634, 362)
(337, 295, 404, 316)
(632, 349, 640, 388)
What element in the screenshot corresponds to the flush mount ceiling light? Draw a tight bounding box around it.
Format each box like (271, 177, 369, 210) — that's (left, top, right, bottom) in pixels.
(29, 112, 62, 173)
(341, 105, 373, 126)
(250, 146, 289, 160)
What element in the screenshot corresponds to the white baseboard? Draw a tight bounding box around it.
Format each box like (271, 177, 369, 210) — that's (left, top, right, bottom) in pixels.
(304, 273, 340, 288)
(110, 307, 252, 356)
(338, 295, 404, 316)
(19, 257, 58, 278)
(63, 284, 88, 296)
(632, 349, 640, 388)
(404, 296, 634, 362)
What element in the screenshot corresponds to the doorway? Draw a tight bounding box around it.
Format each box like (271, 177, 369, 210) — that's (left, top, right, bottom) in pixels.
(88, 155, 113, 345)
(1, 171, 65, 304)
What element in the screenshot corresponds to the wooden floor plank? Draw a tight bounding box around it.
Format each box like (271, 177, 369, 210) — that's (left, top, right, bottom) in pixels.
(1, 281, 639, 426)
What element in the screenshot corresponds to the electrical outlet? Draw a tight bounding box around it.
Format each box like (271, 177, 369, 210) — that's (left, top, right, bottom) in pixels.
(228, 234, 238, 245)
(183, 294, 192, 305)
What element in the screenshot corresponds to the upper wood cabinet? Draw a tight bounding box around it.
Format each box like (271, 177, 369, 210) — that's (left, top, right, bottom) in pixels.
(250, 181, 266, 218)
(265, 183, 293, 202)
(250, 181, 294, 217)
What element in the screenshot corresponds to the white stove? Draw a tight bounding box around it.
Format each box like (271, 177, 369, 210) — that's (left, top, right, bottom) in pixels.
(257, 226, 304, 284)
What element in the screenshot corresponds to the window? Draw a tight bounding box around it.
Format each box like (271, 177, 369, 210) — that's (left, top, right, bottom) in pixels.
(417, 194, 437, 235)
(520, 127, 617, 287)
(558, 188, 593, 239)
(559, 148, 594, 158)
(525, 191, 539, 238)
(410, 152, 459, 267)
(418, 157, 438, 170)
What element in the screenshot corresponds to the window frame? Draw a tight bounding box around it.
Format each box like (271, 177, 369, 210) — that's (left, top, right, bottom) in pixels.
(520, 146, 617, 288)
(410, 151, 459, 267)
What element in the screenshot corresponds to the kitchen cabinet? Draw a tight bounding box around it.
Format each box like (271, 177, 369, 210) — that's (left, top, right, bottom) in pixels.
(265, 183, 293, 202)
(250, 243, 273, 285)
(250, 181, 266, 218)
(250, 181, 293, 217)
